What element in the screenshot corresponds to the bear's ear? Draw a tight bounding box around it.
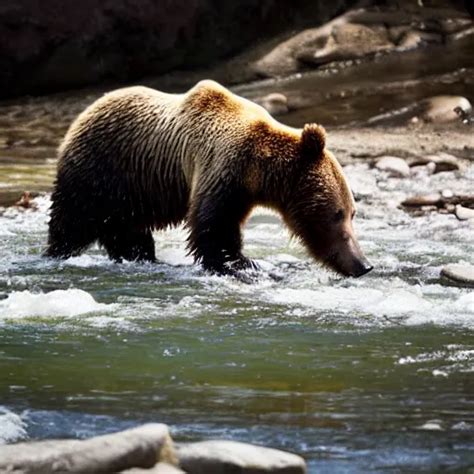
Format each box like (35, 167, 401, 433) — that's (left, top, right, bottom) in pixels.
(300, 123, 326, 160)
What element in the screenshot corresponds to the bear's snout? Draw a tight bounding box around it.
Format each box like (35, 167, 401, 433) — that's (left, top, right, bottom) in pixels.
(349, 256, 373, 278)
(329, 232, 373, 278)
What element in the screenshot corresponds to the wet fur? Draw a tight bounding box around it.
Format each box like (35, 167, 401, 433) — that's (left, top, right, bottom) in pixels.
(46, 80, 350, 274)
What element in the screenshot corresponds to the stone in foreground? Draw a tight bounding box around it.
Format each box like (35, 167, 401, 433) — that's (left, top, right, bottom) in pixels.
(121, 462, 185, 473)
(441, 264, 474, 287)
(176, 440, 306, 474)
(0, 423, 176, 473)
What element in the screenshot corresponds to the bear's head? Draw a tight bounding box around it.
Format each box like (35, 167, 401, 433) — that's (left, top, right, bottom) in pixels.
(283, 124, 372, 277)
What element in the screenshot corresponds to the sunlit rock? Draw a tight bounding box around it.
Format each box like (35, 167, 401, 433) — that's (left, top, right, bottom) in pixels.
(455, 204, 474, 221)
(176, 440, 307, 474)
(375, 156, 410, 177)
(441, 264, 474, 286)
(0, 424, 176, 473)
(421, 96, 472, 123)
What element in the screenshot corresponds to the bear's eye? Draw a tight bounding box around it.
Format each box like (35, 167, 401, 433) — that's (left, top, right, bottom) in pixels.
(334, 209, 344, 222)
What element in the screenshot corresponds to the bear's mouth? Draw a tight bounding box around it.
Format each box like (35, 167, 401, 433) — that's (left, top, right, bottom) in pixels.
(324, 252, 373, 278)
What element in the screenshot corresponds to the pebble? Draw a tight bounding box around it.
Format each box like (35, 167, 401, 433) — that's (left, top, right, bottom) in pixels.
(455, 204, 474, 221)
(375, 156, 410, 177)
(441, 264, 474, 286)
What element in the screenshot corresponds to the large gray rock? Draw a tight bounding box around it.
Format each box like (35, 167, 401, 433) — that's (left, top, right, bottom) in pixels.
(254, 4, 472, 78)
(421, 96, 472, 123)
(0, 423, 176, 473)
(176, 440, 306, 474)
(441, 264, 474, 286)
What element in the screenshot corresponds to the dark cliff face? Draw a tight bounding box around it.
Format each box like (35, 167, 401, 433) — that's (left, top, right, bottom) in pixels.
(0, 0, 356, 99)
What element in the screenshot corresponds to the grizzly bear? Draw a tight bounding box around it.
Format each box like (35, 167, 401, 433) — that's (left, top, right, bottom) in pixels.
(46, 80, 372, 277)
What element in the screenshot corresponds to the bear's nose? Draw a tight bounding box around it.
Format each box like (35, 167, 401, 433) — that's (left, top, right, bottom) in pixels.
(351, 258, 373, 278)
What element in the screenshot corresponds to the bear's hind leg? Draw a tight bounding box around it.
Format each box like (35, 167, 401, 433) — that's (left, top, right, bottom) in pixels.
(99, 225, 156, 263)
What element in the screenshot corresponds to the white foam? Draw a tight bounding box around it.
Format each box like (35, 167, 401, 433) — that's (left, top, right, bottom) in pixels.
(0, 407, 27, 444)
(0, 289, 113, 319)
(266, 281, 474, 327)
(157, 248, 193, 266)
(64, 254, 112, 268)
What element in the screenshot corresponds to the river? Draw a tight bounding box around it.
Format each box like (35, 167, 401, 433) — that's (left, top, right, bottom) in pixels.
(0, 57, 473, 472)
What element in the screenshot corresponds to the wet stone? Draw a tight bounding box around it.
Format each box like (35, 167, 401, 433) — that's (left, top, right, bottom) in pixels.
(441, 264, 474, 286)
(176, 440, 307, 474)
(375, 156, 410, 177)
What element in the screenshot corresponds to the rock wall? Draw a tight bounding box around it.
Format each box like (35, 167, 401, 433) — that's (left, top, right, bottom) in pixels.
(0, 0, 356, 99)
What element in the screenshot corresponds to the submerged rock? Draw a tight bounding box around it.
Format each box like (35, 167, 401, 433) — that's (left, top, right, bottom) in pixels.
(375, 156, 410, 177)
(0, 424, 176, 473)
(176, 440, 307, 474)
(441, 264, 474, 286)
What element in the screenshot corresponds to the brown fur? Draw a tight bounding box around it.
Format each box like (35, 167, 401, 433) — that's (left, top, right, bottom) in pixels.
(45, 80, 370, 277)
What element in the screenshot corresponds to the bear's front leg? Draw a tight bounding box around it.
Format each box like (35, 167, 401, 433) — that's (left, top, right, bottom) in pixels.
(187, 188, 258, 277)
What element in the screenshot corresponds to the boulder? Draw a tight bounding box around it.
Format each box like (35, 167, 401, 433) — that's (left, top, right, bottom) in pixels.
(421, 96, 472, 123)
(375, 156, 410, 177)
(0, 424, 176, 473)
(298, 23, 393, 66)
(455, 204, 474, 221)
(408, 153, 460, 173)
(441, 264, 474, 286)
(176, 440, 306, 474)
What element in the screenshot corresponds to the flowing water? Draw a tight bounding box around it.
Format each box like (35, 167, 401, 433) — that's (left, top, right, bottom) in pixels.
(0, 66, 474, 473)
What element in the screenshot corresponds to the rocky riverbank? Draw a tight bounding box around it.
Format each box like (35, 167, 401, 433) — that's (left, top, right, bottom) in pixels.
(0, 424, 306, 473)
